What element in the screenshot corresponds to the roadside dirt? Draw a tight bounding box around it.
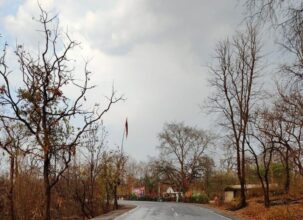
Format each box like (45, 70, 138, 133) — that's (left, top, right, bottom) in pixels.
(198, 204, 246, 220)
(91, 205, 136, 220)
(201, 198, 303, 220)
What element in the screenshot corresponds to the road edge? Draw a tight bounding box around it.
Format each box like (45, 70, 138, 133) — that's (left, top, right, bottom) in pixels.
(197, 204, 246, 220)
(90, 205, 137, 220)
(114, 205, 140, 220)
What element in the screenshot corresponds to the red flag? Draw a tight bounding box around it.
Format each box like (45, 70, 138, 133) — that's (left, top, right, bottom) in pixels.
(125, 118, 128, 138)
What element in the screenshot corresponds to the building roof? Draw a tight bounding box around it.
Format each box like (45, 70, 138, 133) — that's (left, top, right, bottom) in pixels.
(224, 184, 278, 191)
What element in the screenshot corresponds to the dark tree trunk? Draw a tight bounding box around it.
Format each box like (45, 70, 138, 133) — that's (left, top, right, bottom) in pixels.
(284, 149, 290, 194)
(259, 169, 270, 208)
(261, 169, 271, 208)
(113, 185, 118, 210)
(44, 154, 51, 220)
(264, 179, 270, 208)
(255, 158, 270, 208)
(105, 183, 110, 212)
(240, 144, 247, 208)
(239, 178, 247, 208)
(236, 140, 247, 208)
(9, 155, 16, 220)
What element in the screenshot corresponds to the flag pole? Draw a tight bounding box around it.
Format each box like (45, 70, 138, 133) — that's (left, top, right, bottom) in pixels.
(121, 126, 125, 154)
(121, 118, 128, 154)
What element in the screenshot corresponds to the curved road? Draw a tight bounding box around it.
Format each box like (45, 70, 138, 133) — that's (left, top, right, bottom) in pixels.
(116, 200, 233, 220)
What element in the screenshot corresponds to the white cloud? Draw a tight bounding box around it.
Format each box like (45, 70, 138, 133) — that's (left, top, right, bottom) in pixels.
(0, 0, 5, 6)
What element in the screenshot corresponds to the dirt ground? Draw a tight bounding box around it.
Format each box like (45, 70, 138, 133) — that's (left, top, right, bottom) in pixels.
(91, 205, 136, 220)
(205, 198, 303, 220)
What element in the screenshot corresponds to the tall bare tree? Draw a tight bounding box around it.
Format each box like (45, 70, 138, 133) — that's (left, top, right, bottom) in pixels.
(0, 8, 122, 220)
(247, 0, 303, 179)
(157, 122, 212, 194)
(257, 97, 303, 193)
(101, 150, 127, 210)
(208, 24, 262, 208)
(74, 122, 107, 218)
(0, 119, 28, 220)
(247, 108, 276, 207)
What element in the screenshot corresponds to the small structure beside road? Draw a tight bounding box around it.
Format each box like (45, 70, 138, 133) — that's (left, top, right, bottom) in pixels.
(162, 187, 183, 202)
(224, 184, 279, 202)
(132, 187, 145, 198)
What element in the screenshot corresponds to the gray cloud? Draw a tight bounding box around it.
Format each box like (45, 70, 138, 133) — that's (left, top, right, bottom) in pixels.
(1, 0, 245, 161)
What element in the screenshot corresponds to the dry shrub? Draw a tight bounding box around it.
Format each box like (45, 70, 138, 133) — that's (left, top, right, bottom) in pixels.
(226, 198, 242, 211)
(263, 204, 303, 220)
(15, 172, 44, 220)
(0, 161, 108, 220)
(290, 175, 303, 198)
(0, 171, 44, 220)
(235, 200, 303, 220)
(0, 176, 8, 219)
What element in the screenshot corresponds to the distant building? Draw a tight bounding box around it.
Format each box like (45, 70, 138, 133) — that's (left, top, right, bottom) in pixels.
(132, 187, 145, 198)
(162, 186, 183, 202)
(224, 184, 278, 202)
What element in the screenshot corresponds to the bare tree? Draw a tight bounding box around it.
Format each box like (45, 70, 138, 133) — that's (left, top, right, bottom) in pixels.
(101, 150, 127, 210)
(256, 96, 303, 193)
(74, 122, 107, 218)
(247, 108, 276, 207)
(0, 8, 122, 220)
(0, 119, 28, 220)
(275, 85, 303, 178)
(208, 24, 262, 208)
(157, 122, 213, 194)
(247, 0, 303, 179)
(199, 156, 215, 197)
(246, 1, 303, 87)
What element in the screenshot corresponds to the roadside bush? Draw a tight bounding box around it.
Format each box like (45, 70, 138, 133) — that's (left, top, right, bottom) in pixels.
(162, 197, 175, 202)
(188, 192, 209, 204)
(226, 198, 242, 211)
(128, 193, 138, 201)
(128, 194, 158, 201)
(137, 196, 158, 201)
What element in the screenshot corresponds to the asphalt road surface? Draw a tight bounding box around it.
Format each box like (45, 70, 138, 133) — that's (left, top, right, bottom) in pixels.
(116, 200, 233, 220)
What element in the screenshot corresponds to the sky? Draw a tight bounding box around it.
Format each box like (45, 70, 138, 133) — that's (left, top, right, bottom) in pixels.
(0, 0, 254, 161)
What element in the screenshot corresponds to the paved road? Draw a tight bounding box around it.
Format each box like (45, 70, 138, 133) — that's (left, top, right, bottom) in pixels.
(116, 201, 233, 220)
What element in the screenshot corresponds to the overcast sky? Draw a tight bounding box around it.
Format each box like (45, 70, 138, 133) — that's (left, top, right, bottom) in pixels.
(0, 0, 251, 161)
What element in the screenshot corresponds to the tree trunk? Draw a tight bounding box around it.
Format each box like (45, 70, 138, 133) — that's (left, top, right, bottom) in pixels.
(255, 158, 270, 208)
(239, 178, 247, 208)
(9, 155, 16, 220)
(240, 144, 247, 208)
(44, 154, 51, 220)
(236, 140, 247, 208)
(89, 165, 95, 216)
(284, 151, 290, 194)
(105, 183, 110, 212)
(264, 178, 270, 208)
(259, 170, 270, 208)
(113, 185, 118, 210)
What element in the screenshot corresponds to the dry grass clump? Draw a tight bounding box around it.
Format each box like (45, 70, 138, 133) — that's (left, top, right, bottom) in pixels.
(229, 198, 303, 220)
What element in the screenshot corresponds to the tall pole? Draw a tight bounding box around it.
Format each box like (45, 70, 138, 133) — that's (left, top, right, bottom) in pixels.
(121, 126, 126, 154)
(116, 122, 126, 203)
(121, 118, 128, 154)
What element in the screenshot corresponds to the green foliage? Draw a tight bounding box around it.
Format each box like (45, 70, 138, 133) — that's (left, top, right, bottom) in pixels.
(127, 193, 158, 201)
(190, 192, 209, 204)
(128, 193, 137, 200)
(137, 196, 158, 201)
(271, 163, 284, 180)
(245, 164, 260, 184)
